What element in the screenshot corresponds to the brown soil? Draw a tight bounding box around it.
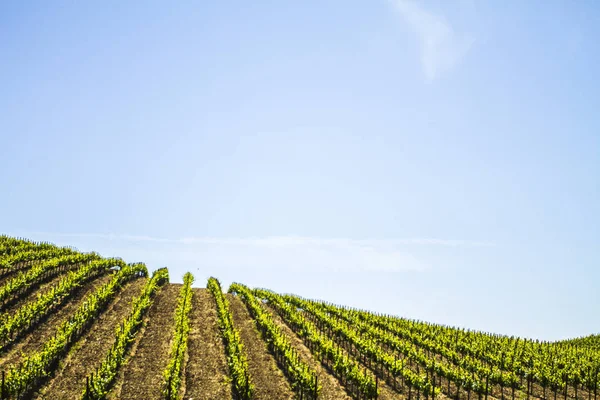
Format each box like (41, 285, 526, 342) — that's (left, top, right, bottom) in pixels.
(264, 304, 353, 400)
(227, 294, 294, 400)
(34, 277, 147, 399)
(112, 284, 182, 400)
(183, 288, 232, 399)
(0, 273, 113, 368)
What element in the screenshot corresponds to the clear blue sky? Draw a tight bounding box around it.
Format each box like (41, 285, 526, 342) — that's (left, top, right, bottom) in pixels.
(1, 1, 598, 340)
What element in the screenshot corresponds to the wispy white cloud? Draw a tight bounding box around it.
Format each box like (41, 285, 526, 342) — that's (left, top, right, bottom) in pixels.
(389, 0, 475, 81)
(22, 232, 493, 273)
(25, 232, 494, 247)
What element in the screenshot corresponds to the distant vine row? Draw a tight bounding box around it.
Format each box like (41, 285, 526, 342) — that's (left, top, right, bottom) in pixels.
(0, 237, 63, 257)
(0, 253, 99, 309)
(0, 247, 78, 276)
(0, 258, 115, 350)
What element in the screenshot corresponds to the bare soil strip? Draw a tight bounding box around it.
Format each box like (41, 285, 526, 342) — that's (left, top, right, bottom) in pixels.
(183, 288, 232, 399)
(227, 294, 294, 400)
(34, 278, 147, 399)
(264, 304, 353, 400)
(0, 273, 113, 368)
(111, 284, 181, 400)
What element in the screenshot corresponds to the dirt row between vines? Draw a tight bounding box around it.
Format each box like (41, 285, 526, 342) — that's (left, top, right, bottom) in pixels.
(0, 274, 453, 400)
(183, 288, 232, 399)
(109, 283, 182, 400)
(0, 273, 113, 369)
(35, 277, 148, 399)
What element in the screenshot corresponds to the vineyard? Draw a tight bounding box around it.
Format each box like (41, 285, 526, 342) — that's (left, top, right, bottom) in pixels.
(0, 235, 597, 400)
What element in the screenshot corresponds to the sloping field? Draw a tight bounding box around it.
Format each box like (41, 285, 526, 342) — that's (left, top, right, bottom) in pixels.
(0, 235, 597, 400)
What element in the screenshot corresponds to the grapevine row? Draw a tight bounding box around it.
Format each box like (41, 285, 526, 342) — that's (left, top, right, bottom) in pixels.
(304, 298, 513, 398)
(282, 294, 442, 399)
(229, 283, 320, 399)
(207, 277, 253, 400)
(253, 289, 379, 399)
(0, 238, 63, 257)
(0, 253, 99, 309)
(0, 262, 147, 399)
(0, 258, 115, 350)
(162, 272, 194, 400)
(0, 247, 77, 276)
(82, 268, 169, 400)
(348, 305, 599, 397)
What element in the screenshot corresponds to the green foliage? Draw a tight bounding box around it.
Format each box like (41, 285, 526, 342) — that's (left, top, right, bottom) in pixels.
(0, 258, 120, 348)
(280, 294, 441, 397)
(0, 262, 147, 399)
(1, 235, 599, 400)
(253, 289, 379, 399)
(0, 236, 64, 257)
(0, 246, 78, 273)
(162, 272, 194, 400)
(230, 283, 320, 399)
(0, 253, 100, 306)
(81, 267, 168, 400)
(207, 277, 253, 400)
(284, 295, 600, 398)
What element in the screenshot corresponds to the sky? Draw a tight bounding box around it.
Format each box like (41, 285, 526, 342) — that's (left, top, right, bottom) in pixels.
(0, 0, 598, 341)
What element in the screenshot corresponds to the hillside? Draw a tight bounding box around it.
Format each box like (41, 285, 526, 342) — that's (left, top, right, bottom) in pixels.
(0, 235, 597, 400)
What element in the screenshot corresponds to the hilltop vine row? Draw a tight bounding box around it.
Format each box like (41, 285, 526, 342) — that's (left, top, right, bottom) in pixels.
(208, 277, 253, 400)
(162, 272, 194, 400)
